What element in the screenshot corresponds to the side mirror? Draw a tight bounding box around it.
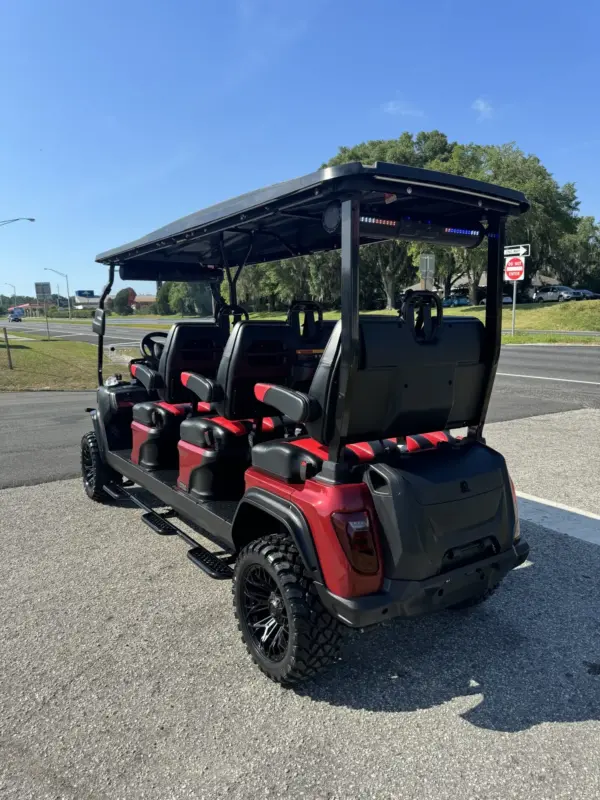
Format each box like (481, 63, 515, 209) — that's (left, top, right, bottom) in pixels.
(92, 308, 106, 336)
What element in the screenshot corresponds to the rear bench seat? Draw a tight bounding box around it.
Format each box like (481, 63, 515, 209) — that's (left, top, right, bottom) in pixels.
(251, 431, 457, 483)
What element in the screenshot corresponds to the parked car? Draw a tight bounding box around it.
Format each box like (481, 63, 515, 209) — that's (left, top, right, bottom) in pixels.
(8, 313, 22, 322)
(533, 285, 578, 302)
(481, 295, 512, 305)
(577, 289, 600, 300)
(442, 295, 471, 308)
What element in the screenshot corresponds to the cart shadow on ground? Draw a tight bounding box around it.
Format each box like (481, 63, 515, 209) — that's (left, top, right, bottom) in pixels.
(296, 520, 600, 733)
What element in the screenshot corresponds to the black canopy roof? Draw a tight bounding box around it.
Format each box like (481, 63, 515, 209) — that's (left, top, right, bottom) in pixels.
(96, 161, 529, 276)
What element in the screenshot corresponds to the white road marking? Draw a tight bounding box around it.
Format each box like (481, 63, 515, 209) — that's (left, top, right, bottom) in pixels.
(497, 372, 600, 386)
(517, 491, 600, 546)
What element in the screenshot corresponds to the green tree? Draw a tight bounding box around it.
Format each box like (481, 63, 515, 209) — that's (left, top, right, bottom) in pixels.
(156, 281, 173, 315)
(113, 287, 135, 314)
(168, 282, 192, 316)
(552, 216, 600, 288)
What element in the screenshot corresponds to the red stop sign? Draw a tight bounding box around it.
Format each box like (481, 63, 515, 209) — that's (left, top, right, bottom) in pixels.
(505, 256, 525, 281)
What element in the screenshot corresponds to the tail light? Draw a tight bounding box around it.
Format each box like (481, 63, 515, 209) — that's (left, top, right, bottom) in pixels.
(509, 476, 521, 541)
(331, 511, 379, 575)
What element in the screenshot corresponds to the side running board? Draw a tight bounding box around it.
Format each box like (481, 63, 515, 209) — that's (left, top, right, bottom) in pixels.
(103, 482, 234, 580)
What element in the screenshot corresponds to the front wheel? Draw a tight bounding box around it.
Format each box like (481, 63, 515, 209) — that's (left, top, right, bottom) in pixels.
(81, 431, 119, 502)
(232, 534, 343, 685)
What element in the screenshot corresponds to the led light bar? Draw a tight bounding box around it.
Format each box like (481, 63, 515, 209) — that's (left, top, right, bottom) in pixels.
(359, 215, 484, 249)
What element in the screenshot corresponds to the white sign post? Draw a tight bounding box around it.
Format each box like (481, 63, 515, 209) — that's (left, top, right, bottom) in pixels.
(420, 253, 435, 291)
(504, 256, 525, 336)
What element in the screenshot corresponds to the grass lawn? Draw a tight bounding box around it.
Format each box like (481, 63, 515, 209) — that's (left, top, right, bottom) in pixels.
(249, 301, 600, 331)
(0, 332, 97, 390)
(22, 300, 600, 333)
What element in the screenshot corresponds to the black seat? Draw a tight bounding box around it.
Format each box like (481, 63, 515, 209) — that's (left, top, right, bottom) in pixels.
(177, 321, 296, 499)
(130, 321, 229, 468)
(156, 320, 229, 403)
(251, 314, 485, 482)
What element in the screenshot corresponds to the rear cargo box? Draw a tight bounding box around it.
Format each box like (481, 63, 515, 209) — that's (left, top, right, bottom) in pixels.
(363, 442, 517, 581)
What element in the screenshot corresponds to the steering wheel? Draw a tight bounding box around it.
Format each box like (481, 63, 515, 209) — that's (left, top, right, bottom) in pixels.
(139, 331, 168, 366)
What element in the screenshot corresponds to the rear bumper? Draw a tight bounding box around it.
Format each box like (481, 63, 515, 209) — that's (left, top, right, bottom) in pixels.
(316, 539, 529, 628)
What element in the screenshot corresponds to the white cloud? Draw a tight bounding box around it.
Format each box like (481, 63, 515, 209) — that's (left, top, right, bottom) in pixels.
(382, 99, 424, 118)
(472, 97, 493, 121)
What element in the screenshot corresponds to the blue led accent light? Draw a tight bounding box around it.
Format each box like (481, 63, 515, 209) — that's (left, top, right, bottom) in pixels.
(444, 227, 479, 236)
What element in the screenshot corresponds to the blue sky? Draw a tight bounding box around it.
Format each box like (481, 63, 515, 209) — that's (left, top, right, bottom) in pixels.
(1, 0, 598, 297)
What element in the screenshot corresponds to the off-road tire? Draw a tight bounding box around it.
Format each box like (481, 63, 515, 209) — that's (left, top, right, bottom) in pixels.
(81, 432, 119, 502)
(447, 584, 499, 611)
(233, 533, 343, 685)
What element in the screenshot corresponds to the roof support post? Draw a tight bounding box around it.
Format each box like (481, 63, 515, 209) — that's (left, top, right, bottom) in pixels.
(469, 214, 505, 440)
(328, 195, 361, 461)
(97, 263, 115, 387)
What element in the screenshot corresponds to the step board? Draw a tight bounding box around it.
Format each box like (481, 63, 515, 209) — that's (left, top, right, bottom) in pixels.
(141, 511, 178, 536)
(187, 547, 234, 579)
(103, 483, 128, 500)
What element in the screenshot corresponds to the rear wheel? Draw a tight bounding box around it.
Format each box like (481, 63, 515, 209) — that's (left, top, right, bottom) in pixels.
(81, 432, 119, 502)
(233, 533, 343, 685)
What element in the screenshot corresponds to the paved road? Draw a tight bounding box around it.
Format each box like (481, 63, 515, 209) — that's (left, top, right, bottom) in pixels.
(12, 317, 600, 346)
(1, 477, 599, 800)
(13, 319, 154, 346)
(1, 346, 599, 489)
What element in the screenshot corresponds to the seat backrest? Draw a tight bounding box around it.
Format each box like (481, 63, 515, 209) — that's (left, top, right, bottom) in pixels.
(305, 315, 486, 446)
(214, 321, 295, 419)
(158, 321, 229, 403)
(291, 317, 336, 393)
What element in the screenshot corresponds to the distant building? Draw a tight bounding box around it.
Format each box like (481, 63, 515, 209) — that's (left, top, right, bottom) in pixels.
(132, 295, 156, 310)
(7, 303, 45, 317)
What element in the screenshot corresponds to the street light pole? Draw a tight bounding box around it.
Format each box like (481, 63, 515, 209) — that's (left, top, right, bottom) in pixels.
(0, 217, 35, 228)
(4, 283, 17, 310)
(44, 268, 72, 319)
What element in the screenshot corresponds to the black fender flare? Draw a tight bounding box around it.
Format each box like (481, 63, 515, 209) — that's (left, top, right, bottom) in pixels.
(232, 488, 323, 583)
(90, 409, 109, 460)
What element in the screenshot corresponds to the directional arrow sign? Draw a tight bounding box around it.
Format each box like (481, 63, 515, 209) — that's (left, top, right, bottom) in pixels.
(504, 244, 530, 258)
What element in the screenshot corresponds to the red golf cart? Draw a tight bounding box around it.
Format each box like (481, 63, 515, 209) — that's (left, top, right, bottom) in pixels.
(83, 161, 530, 683)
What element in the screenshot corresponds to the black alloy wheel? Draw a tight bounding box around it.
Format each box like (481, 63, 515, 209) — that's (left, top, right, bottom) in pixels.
(81, 432, 119, 502)
(232, 534, 343, 685)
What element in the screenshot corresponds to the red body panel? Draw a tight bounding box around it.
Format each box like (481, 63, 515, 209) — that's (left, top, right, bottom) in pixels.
(244, 467, 383, 598)
(131, 421, 151, 465)
(177, 440, 211, 490)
